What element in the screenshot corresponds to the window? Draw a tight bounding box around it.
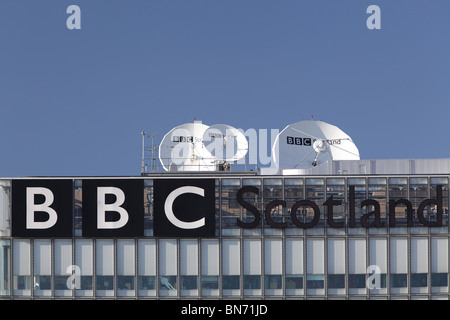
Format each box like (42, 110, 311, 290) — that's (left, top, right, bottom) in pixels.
(390, 274, 407, 288)
(96, 240, 114, 294)
(348, 274, 365, 288)
(160, 276, 177, 290)
(138, 276, 155, 290)
(138, 239, 156, 295)
(223, 275, 240, 290)
(306, 275, 324, 289)
(265, 275, 282, 290)
(159, 239, 177, 295)
(411, 273, 427, 287)
(328, 274, 345, 289)
(96, 276, 113, 290)
(34, 240, 51, 296)
(243, 275, 261, 289)
(285, 275, 303, 289)
(201, 276, 218, 290)
(75, 239, 93, 296)
(117, 275, 135, 290)
(181, 276, 197, 290)
(431, 273, 448, 287)
(0, 239, 10, 296)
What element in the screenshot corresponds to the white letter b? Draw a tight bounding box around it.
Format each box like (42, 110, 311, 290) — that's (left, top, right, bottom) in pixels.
(97, 187, 129, 229)
(26, 187, 58, 229)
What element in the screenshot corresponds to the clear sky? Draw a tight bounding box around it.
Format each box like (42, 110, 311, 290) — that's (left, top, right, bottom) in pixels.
(1, 0, 449, 177)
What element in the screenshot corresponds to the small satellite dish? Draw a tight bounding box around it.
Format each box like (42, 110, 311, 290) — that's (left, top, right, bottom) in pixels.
(158, 121, 216, 171)
(203, 124, 248, 163)
(272, 120, 360, 169)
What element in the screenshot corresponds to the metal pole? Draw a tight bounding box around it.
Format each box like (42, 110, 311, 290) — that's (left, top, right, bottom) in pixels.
(141, 131, 146, 173)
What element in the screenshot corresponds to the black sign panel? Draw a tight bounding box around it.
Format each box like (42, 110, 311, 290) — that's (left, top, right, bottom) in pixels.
(12, 179, 73, 237)
(154, 179, 215, 237)
(82, 179, 144, 237)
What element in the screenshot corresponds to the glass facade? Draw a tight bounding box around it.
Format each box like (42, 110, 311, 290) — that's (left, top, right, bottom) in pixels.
(0, 175, 449, 299)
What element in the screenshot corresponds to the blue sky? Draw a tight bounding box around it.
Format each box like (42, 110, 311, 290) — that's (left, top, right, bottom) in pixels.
(1, 0, 449, 177)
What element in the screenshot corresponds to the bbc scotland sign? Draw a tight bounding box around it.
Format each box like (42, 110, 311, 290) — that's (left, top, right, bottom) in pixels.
(11, 179, 445, 237)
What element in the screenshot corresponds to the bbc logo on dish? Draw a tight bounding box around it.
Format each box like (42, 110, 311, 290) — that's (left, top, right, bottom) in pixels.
(287, 136, 311, 146)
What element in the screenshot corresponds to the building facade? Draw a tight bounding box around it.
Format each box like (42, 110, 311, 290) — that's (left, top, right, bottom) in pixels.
(0, 171, 449, 299)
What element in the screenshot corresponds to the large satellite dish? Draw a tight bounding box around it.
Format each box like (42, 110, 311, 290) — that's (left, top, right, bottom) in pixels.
(272, 120, 360, 169)
(203, 124, 248, 163)
(158, 121, 248, 172)
(158, 121, 216, 171)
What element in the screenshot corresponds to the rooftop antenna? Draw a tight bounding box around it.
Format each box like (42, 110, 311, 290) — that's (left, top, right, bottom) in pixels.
(141, 131, 146, 173)
(141, 131, 158, 173)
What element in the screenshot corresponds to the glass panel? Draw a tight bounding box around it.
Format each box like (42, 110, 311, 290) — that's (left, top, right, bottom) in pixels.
(180, 275, 197, 290)
(159, 239, 178, 296)
(348, 178, 365, 185)
(388, 178, 409, 229)
(0, 239, 10, 296)
(328, 274, 345, 289)
(74, 180, 82, 236)
(96, 276, 113, 290)
(305, 180, 325, 233)
(201, 276, 219, 290)
(0, 180, 11, 236)
(409, 177, 429, 229)
(306, 178, 324, 186)
(263, 179, 285, 231)
(326, 181, 345, 230)
(160, 276, 177, 290)
(34, 275, 51, 291)
(306, 274, 324, 289)
(54, 239, 72, 296)
(411, 273, 427, 287)
(390, 274, 407, 288)
(242, 178, 261, 186)
(242, 186, 262, 233)
(221, 179, 241, 234)
(144, 180, 154, 236)
(348, 183, 367, 234)
(327, 178, 345, 185)
(138, 276, 155, 290)
(222, 275, 240, 290)
(54, 276, 69, 290)
(80, 276, 93, 290)
(368, 178, 386, 185)
(431, 273, 448, 287)
(265, 275, 282, 289)
(284, 178, 303, 186)
(285, 275, 303, 289)
(75, 239, 93, 297)
(34, 240, 51, 296)
(285, 178, 304, 230)
(431, 181, 449, 229)
(348, 274, 365, 288)
(243, 275, 261, 289)
(367, 178, 387, 231)
(117, 275, 135, 290)
(96, 240, 114, 296)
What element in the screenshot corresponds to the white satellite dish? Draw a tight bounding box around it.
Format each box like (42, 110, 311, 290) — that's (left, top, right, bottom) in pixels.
(272, 120, 360, 169)
(203, 124, 248, 163)
(158, 121, 216, 171)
